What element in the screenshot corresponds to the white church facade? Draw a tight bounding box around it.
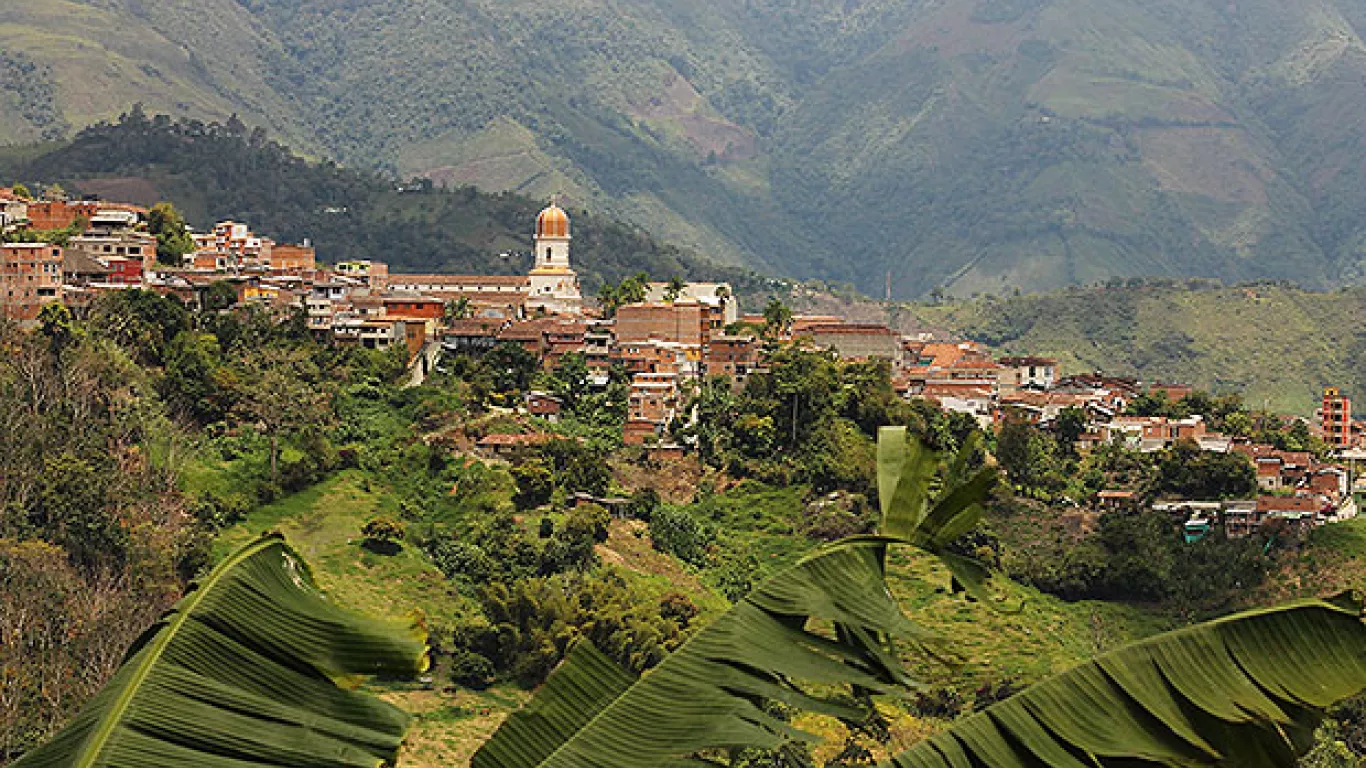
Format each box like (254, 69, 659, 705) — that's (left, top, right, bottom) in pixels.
(385, 202, 583, 317)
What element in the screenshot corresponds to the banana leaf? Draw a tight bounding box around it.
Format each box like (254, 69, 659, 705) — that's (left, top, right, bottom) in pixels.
(887, 596, 1366, 767)
(474, 431, 1000, 768)
(473, 537, 933, 768)
(12, 532, 429, 768)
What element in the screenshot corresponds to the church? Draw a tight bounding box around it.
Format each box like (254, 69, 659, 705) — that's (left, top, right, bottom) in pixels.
(385, 201, 583, 317)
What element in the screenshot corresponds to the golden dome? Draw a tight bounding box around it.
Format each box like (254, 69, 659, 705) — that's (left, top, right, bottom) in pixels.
(536, 203, 570, 239)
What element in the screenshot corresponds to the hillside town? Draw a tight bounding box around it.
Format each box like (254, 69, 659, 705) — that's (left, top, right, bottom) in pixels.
(3, 188, 1363, 543)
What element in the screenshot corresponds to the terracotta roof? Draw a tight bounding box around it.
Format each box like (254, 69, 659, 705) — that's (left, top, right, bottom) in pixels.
(1098, 490, 1137, 499)
(804, 323, 898, 336)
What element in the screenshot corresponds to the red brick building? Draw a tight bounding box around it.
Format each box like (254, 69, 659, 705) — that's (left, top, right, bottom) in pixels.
(616, 302, 704, 346)
(24, 201, 101, 231)
(704, 334, 759, 380)
(1, 243, 63, 323)
(1321, 388, 1353, 448)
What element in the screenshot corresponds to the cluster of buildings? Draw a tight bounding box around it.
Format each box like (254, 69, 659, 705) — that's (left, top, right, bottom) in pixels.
(4, 190, 1363, 534)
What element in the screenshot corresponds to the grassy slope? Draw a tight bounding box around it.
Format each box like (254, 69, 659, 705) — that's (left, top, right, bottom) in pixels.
(902, 282, 1366, 415)
(212, 471, 1171, 762)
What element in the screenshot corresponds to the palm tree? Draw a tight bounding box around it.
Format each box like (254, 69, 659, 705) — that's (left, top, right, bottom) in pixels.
(663, 275, 687, 303)
(444, 296, 473, 323)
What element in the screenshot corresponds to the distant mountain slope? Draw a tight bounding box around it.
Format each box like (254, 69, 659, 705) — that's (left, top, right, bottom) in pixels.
(6, 0, 1366, 297)
(906, 281, 1366, 414)
(0, 114, 754, 291)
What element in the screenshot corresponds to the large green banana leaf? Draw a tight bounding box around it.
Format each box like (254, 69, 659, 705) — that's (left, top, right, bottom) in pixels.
(12, 533, 428, 768)
(475, 428, 1366, 767)
(473, 430, 996, 768)
(888, 596, 1366, 767)
(473, 536, 930, 768)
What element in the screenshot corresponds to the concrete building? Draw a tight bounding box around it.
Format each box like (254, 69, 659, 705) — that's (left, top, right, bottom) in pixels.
(644, 281, 738, 325)
(1, 243, 64, 323)
(66, 231, 156, 278)
(998, 356, 1058, 391)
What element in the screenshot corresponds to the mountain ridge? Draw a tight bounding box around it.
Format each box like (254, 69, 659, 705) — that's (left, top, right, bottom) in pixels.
(5, 0, 1366, 296)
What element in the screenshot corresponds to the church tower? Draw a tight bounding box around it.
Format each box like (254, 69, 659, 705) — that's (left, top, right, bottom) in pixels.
(527, 200, 582, 315)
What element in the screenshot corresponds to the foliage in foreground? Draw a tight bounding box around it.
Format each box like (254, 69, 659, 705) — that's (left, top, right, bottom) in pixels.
(474, 430, 1366, 767)
(11, 533, 427, 768)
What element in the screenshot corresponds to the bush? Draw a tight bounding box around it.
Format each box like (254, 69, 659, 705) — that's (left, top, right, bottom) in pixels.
(658, 592, 699, 629)
(648, 507, 714, 568)
(449, 648, 496, 690)
(627, 487, 661, 521)
(511, 458, 554, 510)
(361, 517, 405, 555)
(427, 537, 494, 583)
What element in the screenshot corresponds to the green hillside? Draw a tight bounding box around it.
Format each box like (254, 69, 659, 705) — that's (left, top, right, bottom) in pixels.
(6, 0, 1366, 296)
(907, 280, 1366, 414)
(0, 114, 757, 292)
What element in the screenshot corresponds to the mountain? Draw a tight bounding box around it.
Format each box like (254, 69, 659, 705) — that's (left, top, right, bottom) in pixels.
(902, 280, 1366, 414)
(0, 114, 755, 292)
(6, 0, 1366, 297)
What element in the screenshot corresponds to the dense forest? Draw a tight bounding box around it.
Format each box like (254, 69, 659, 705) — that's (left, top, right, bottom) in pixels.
(0, 110, 765, 295)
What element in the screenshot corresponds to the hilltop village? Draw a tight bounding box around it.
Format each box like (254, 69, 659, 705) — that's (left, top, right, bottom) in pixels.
(2, 188, 1363, 543)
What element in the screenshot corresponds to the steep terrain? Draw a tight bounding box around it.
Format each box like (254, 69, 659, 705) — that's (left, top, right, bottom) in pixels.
(6, 0, 1366, 296)
(903, 281, 1366, 414)
(0, 115, 755, 291)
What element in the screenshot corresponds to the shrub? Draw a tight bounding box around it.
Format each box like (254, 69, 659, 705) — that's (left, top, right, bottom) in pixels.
(648, 507, 714, 568)
(427, 538, 494, 583)
(449, 648, 496, 690)
(361, 517, 406, 555)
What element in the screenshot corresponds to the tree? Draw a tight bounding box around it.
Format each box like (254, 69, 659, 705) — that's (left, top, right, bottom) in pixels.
(201, 280, 238, 312)
(11, 182, 31, 200)
(597, 282, 621, 318)
(444, 297, 473, 322)
(232, 349, 332, 478)
(161, 331, 235, 424)
(145, 202, 195, 266)
(36, 302, 81, 353)
(1151, 438, 1256, 500)
(511, 458, 554, 510)
(1054, 406, 1089, 455)
(663, 275, 686, 303)
(618, 272, 650, 305)
(762, 297, 792, 338)
(547, 352, 593, 413)
(484, 342, 539, 394)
